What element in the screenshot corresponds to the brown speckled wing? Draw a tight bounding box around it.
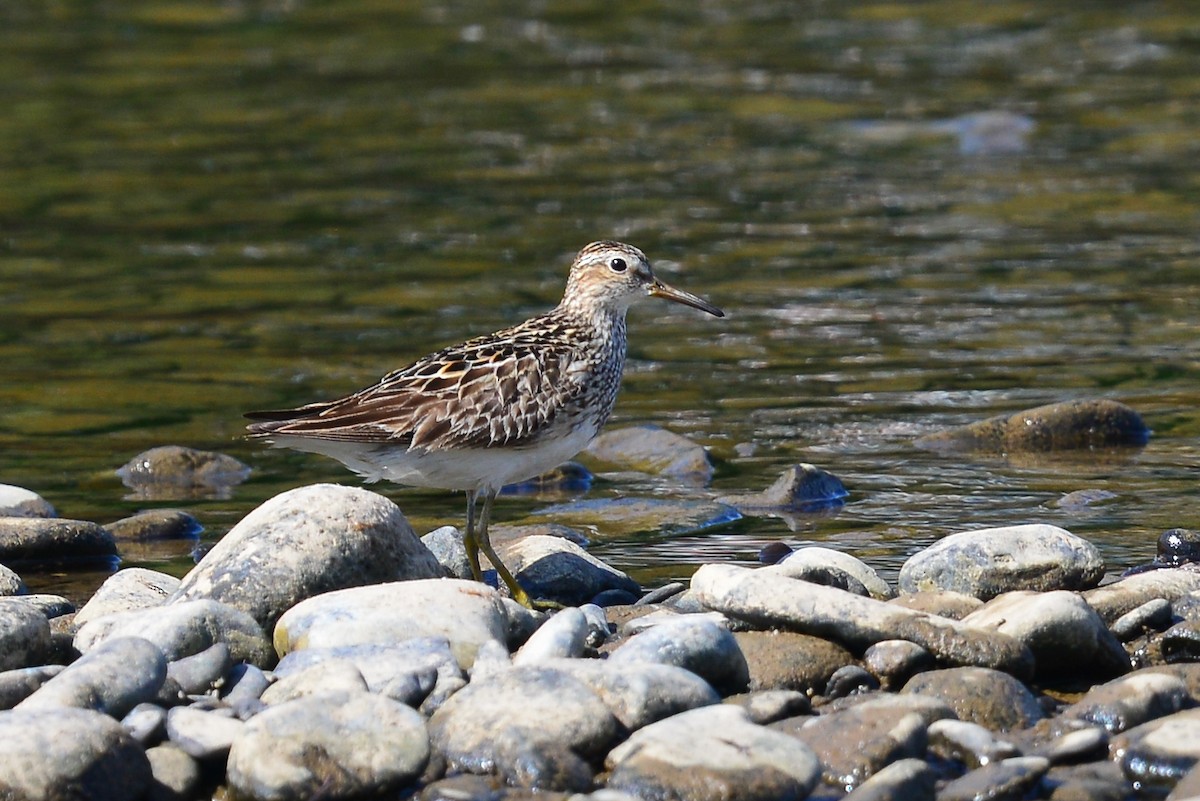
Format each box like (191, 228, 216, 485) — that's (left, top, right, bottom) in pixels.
(246, 320, 582, 451)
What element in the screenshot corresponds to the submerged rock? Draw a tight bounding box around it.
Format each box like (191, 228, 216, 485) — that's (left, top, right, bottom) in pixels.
(718, 463, 848, 512)
(103, 509, 203, 541)
(535, 496, 741, 538)
(0, 517, 117, 566)
(914, 399, 1149, 455)
(505, 534, 640, 607)
(116, 445, 251, 498)
(583, 424, 715, 484)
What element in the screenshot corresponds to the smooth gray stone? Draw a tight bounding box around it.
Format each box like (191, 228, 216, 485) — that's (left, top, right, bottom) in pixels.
(221, 663, 271, 705)
(768, 546, 893, 600)
(928, 719, 1019, 769)
(842, 758, 936, 801)
(777, 705, 935, 790)
(166, 642, 232, 695)
(913, 399, 1147, 453)
(937, 756, 1050, 801)
(1031, 726, 1108, 764)
(579, 603, 613, 646)
(74, 568, 181, 629)
(18, 636, 166, 718)
(1112, 598, 1173, 641)
(228, 690, 429, 800)
(637, 583, 686, 606)
(273, 638, 463, 694)
(145, 743, 200, 801)
(122, 702, 168, 744)
(0, 664, 66, 710)
(274, 578, 509, 670)
(903, 666, 1043, 731)
(116, 445, 250, 491)
(863, 640, 934, 690)
(429, 665, 620, 791)
(717, 463, 848, 512)
(1085, 568, 1200, 623)
(825, 665, 880, 699)
(1112, 708, 1200, 794)
(468, 638, 511, 681)
(0, 484, 57, 518)
(898, 523, 1104, 599)
(0, 517, 117, 563)
(734, 629, 855, 695)
(692, 564, 1034, 679)
(420, 524, 470, 579)
(608, 614, 749, 695)
(18, 594, 74, 619)
(514, 607, 590, 665)
(0, 707, 151, 801)
(1060, 670, 1190, 734)
(962, 590, 1129, 679)
(165, 706, 244, 759)
(0, 599, 53, 671)
(171, 483, 444, 630)
(505, 535, 641, 607)
(381, 666, 439, 708)
(583, 424, 714, 483)
(0, 563, 27, 596)
(261, 659, 368, 705)
(543, 658, 719, 731)
(607, 704, 820, 801)
(75, 598, 272, 667)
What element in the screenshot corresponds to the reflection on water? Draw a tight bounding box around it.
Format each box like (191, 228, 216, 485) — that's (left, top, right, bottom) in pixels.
(2, 1, 1198, 602)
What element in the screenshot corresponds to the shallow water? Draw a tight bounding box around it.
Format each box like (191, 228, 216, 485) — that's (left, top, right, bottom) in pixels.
(2, 1, 1198, 602)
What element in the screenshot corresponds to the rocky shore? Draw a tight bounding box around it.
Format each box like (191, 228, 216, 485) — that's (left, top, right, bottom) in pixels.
(4, 403, 1196, 801)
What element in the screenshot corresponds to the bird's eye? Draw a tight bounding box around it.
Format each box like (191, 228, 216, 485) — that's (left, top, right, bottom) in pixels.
(609, 258, 627, 272)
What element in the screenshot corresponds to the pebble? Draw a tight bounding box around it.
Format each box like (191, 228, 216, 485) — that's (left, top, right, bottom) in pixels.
(903, 666, 1044, 730)
(170, 483, 444, 630)
(273, 638, 463, 695)
(734, 629, 854, 693)
(145, 743, 201, 801)
(607, 704, 821, 801)
(166, 642, 233, 695)
(607, 614, 750, 695)
(514, 605, 590, 664)
(1085, 567, 1200, 622)
(768, 545, 894, 600)
(166, 706, 245, 759)
(0, 664, 65, 710)
(938, 756, 1050, 801)
(228, 691, 429, 801)
(583, 424, 715, 484)
(0, 483, 57, 517)
(0, 563, 27, 596)
(0, 707, 151, 801)
(842, 758, 937, 801)
(544, 657, 719, 730)
(899, 523, 1105, 599)
(261, 658, 368, 704)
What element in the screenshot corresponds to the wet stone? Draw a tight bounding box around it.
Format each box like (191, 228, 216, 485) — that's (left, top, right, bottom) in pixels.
(728, 689, 811, 725)
(583, 424, 714, 484)
(1157, 528, 1200, 567)
(0, 517, 118, 565)
(228, 690, 430, 801)
(773, 702, 935, 791)
(962, 590, 1129, 680)
(768, 546, 894, 600)
(608, 614, 750, 696)
(606, 704, 820, 801)
(0, 707, 152, 801)
(913, 399, 1149, 454)
(1030, 726, 1108, 764)
(18, 636, 167, 718)
(0, 598, 53, 671)
(1085, 567, 1200, 623)
(74, 567, 181, 629)
(1059, 670, 1190, 734)
(274, 579, 509, 670)
(429, 664, 620, 791)
(735, 629, 854, 694)
(1044, 761, 1131, 801)
(1112, 709, 1200, 794)
(928, 719, 1019, 769)
(841, 758, 937, 801)
(0, 484, 57, 518)
(535, 496, 741, 539)
(116, 445, 251, 494)
(863, 640, 934, 690)
(825, 665, 880, 699)
(898, 523, 1105, 600)
(717, 463, 848, 512)
(172, 483, 444, 631)
(1111, 598, 1172, 641)
(903, 666, 1043, 731)
(104, 509, 202, 541)
(504, 535, 641, 607)
(938, 756, 1050, 801)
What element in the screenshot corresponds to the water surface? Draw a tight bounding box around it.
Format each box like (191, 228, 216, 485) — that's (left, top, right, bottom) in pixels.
(2, 1, 1198, 600)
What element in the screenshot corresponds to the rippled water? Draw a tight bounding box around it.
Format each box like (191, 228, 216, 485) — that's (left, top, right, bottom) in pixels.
(2, 1, 1198, 601)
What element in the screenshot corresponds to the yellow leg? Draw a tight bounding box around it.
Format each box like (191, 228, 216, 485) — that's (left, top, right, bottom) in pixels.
(475, 489, 534, 608)
(464, 490, 482, 581)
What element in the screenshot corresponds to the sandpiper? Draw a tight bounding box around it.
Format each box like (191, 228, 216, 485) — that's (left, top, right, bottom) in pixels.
(246, 241, 724, 607)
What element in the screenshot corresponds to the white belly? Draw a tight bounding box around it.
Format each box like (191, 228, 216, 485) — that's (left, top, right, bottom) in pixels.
(268, 422, 600, 493)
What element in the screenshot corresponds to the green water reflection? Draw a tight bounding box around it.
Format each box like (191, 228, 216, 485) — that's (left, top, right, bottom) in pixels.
(2, 1, 1198, 601)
